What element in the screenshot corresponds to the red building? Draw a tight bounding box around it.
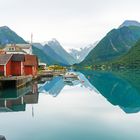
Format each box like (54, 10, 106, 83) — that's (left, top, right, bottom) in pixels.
(0, 54, 12, 76)
(11, 54, 25, 76)
(24, 55, 38, 76)
(0, 54, 38, 77)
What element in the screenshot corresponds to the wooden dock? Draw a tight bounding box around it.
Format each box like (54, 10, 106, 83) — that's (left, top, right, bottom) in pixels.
(0, 70, 66, 90)
(36, 70, 66, 80)
(0, 75, 33, 89)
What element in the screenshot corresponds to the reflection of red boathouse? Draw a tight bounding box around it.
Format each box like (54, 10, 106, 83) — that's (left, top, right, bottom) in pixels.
(0, 82, 39, 112)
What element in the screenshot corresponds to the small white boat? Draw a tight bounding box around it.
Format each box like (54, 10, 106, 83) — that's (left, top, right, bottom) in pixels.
(63, 72, 79, 79)
(63, 72, 79, 86)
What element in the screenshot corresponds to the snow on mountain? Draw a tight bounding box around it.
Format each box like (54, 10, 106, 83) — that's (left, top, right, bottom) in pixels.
(69, 41, 98, 63)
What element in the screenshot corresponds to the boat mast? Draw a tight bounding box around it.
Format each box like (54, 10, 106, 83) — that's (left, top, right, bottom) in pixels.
(30, 33, 33, 54)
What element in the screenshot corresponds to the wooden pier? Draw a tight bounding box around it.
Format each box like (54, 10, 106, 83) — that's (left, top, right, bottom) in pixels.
(36, 70, 66, 80)
(0, 70, 66, 89)
(0, 75, 33, 89)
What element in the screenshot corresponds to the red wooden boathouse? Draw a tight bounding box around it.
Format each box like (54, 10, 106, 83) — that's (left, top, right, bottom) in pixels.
(24, 55, 38, 76)
(0, 54, 38, 77)
(0, 54, 12, 76)
(11, 54, 25, 76)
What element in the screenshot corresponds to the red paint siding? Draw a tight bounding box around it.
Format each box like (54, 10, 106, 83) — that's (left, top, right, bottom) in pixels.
(24, 66, 32, 75)
(0, 54, 38, 77)
(24, 66, 37, 76)
(24, 55, 38, 76)
(11, 61, 22, 76)
(0, 60, 24, 77)
(6, 60, 12, 76)
(0, 60, 12, 76)
(0, 65, 4, 76)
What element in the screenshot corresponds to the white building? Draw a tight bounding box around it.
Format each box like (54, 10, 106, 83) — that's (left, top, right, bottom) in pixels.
(4, 44, 32, 54)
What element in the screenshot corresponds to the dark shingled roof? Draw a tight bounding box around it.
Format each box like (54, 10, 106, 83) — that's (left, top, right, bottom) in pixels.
(24, 55, 38, 66)
(11, 54, 25, 62)
(0, 54, 13, 65)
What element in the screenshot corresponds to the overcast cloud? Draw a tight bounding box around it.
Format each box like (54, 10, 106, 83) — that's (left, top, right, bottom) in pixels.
(0, 0, 140, 50)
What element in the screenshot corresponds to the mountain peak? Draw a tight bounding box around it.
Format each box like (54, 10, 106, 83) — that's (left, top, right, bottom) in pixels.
(0, 26, 11, 30)
(69, 42, 98, 62)
(119, 20, 140, 28)
(47, 39, 61, 48)
(0, 25, 26, 44)
(51, 38, 58, 42)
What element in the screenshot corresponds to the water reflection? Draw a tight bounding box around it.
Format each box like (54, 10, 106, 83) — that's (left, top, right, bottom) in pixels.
(1, 70, 140, 140)
(39, 77, 65, 97)
(38, 70, 140, 114)
(80, 70, 140, 113)
(38, 74, 96, 97)
(0, 82, 39, 113)
(0, 70, 140, 114)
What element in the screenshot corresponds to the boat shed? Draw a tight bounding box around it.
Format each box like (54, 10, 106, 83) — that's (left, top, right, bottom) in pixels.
(11, 54, 25, 76)
(0, 54, 13, 76)
(24, 55, 38, 76)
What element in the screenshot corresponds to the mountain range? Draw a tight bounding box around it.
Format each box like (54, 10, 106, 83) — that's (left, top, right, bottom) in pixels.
(0, 26, 76, 66)
(32, 43, 59, 65)
(33, 39, 76, 65)
(110, 39, 140, 68)
(0, 20, 140, 68)
(80, 20, 140, 66)
(119, 20, 140, 28)
(69, 42, 98, 63)
(0, 26, 26, 45)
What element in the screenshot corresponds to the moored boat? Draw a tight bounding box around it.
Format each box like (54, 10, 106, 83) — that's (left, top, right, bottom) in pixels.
(63, 72, 79, 79)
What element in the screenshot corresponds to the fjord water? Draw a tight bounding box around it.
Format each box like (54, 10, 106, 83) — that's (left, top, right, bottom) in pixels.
(0, 70, 140, 140)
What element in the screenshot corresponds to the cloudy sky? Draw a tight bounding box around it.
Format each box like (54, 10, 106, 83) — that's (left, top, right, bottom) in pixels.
(1, 0, 140, 50)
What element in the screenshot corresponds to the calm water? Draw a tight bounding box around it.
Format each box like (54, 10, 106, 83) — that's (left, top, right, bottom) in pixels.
(0, 70, 140, 140)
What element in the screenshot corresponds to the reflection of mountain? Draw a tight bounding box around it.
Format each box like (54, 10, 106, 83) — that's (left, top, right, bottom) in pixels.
(39, 77, 65, 97)
(0, 82, 38, 112)
(81, 70, 140, 114)
(77, 72, 99, 92)
(112, 70, 140, 92)
(39, 73, 99, 97)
